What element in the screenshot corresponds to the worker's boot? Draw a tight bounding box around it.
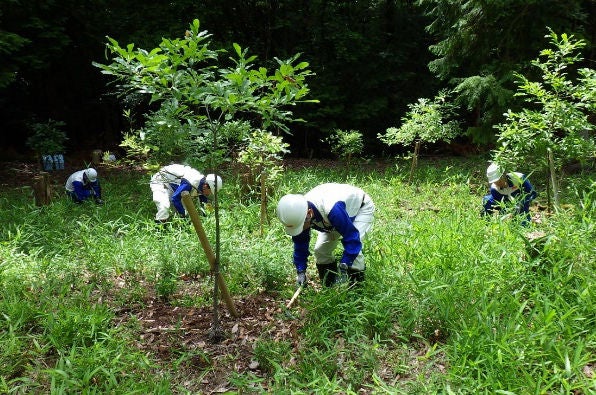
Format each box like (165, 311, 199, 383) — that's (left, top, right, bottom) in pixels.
(347, 267, 365, 285)
(316, 262, 337, 287)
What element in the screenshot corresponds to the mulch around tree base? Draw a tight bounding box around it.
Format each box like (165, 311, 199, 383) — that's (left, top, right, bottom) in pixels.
(114, 289, 305, 393)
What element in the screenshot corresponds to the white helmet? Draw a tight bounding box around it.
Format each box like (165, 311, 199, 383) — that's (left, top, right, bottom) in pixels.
(276, 194, 308, 236)
(84, 168, 98, 182)
(205, 174, 222, 192)
(486, 163, 503, 183)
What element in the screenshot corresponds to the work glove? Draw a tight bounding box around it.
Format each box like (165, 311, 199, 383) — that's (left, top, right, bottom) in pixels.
(336, 263, 350, 284)
(296, 271, 307, 287)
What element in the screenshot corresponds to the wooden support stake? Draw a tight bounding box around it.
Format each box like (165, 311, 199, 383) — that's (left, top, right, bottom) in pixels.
(547, 148, 560, 211)
(181, 191, 238, 317)
(408, 140, 421, 184)
(545, 150, 551, 214)
(33, 172, 52, 206)
(260, 169, 267, 236)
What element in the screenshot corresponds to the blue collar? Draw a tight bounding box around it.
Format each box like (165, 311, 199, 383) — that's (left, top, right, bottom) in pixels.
(307, 201, 333, 232)
(197, 178, 207, 195)
(307, 201, 323, 221)
(505, 174, 514, 187)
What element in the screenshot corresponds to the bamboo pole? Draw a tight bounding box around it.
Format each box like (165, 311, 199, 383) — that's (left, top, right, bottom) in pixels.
(181, 191, 238, 317)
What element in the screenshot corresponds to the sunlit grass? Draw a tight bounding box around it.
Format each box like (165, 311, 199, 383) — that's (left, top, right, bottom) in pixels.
(0, 156, 594, 393)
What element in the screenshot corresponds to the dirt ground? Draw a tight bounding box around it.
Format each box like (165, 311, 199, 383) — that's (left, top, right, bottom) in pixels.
(115, 284, 306, 394)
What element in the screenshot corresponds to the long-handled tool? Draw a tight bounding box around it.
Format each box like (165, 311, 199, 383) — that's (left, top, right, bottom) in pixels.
(286, 286, 303, 309)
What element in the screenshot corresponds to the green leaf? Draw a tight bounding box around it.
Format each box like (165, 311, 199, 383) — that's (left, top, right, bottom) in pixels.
(233, 43, 242, 58)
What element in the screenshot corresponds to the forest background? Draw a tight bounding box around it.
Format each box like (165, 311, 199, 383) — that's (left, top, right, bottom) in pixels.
(2, 0, 595, 159)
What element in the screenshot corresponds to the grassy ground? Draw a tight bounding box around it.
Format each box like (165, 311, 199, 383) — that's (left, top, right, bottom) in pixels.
(0, 156, 595, 394)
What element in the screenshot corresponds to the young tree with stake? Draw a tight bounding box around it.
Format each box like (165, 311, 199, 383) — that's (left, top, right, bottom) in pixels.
(94, 19, 316, 339)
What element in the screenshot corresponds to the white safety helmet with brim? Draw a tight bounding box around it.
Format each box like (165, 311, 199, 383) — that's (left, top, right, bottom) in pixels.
(84, 168, 98, 182)
(205, 174, 222, 192)
(486, 163, 503, 183)
(276, 194, 308, 237)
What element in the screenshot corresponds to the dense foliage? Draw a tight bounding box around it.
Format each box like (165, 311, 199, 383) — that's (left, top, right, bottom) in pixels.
(93, 19, 314, 169)
(494, 31, 596, 175)
(416, 0, 593, 143)
(25, 119, 68, 155)
(1, 1, 594, 156)
(379, 91, 461, 148)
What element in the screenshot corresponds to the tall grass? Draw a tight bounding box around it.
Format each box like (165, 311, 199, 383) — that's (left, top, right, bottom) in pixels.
(1, 157, 594, 393)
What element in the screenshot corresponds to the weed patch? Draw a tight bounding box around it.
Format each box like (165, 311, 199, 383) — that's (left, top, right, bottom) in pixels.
(0, 158, 594, 393)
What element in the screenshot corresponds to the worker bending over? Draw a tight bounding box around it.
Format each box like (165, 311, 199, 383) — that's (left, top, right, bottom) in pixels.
(277, 183, 375, 287)
(65, 168, 103, 204)
(482, 163, 537, 225)
(150, 164, 221, 223)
